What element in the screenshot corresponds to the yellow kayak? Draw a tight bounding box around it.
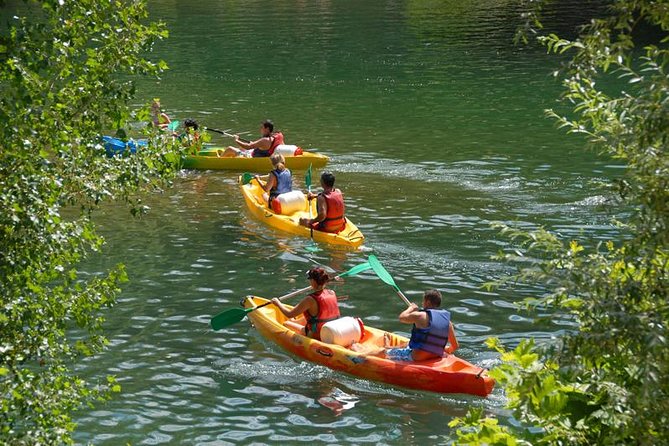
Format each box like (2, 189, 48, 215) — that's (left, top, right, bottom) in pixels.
(243, 296, 495, 397)
(183, 150, 328, 171)
(239, 178, 365, 248)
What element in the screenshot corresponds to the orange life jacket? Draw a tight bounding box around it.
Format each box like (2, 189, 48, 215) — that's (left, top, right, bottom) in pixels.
(253, 131, 284, 157)
(268, 132, 284, 155)
(304, 289, 340, 340)
(317, 189, 346, 233)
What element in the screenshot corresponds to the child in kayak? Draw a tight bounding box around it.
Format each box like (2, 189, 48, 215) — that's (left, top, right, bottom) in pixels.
(271, 267, 341, 341)
(353, 289, 459, 361)
(298, 172, 346, 233)
(219, 119, 284, 158)
(254, 153, 293, 209)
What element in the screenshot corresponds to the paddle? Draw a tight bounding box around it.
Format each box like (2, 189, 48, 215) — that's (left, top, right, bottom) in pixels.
(204, 127, 250, 143)
(166, 120, 181, 132)
(368, 254, 412, 306)
(210, 261, 373, 330)
(304, 163, 320, 252)
(240, 172, 255, 185)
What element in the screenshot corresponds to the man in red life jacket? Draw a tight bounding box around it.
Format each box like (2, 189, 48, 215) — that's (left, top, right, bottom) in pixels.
(271, 267, 340, 341)
(219, 119, 284, 158)
(299, 171, 346, 233)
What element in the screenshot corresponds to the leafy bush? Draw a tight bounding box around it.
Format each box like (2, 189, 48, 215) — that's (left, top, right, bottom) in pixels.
(451, 1, 669, 444)
(0, 1, 181, 443)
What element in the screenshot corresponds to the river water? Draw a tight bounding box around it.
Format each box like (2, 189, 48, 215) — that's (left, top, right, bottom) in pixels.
(74, 1, 619, 444)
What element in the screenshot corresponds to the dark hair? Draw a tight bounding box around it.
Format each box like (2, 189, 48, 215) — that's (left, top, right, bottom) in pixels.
(423, 289, 442, 307)
(321, 171, 335, 188)
(262, 119, 274, 132)
(184, 118, 199, 130)
(307, 267, 330, 286)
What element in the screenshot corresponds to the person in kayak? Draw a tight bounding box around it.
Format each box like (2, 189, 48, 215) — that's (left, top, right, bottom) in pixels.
(271, 267, 341, 341)
(353, 290, 458, 361)
(298, 172, 346, 233)
(180, 118, 201, 153)
(150, 98, 171, 130)
(219, 119, 284, 158)
(254, 153, 293, 209)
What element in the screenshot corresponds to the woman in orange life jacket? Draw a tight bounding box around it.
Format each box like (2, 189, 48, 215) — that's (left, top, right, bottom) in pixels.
(271, 267, 341, 341)
(298, 171, 346, 233)
(254, 153, 293, 209)
(219, 119, 284, 158)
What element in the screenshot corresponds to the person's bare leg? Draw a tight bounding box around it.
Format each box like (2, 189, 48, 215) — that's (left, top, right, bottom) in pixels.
(283, 320, 304, 334)
(218, 146, 241, 158)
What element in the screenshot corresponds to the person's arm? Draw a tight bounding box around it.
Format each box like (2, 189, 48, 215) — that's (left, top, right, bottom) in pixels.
(445, 322, 459, 354)
(271, 296, 315, 319)
(235, 136, 271, 150)
(398, 303, 429, 327)
(299, 195, 327, 226)
(262, 172, 277, 194)
(313, 195, 327, 223)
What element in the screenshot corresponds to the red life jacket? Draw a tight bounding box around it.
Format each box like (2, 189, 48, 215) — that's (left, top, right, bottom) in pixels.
(317, 189, 346, 233)
(268, 131, 284, 155)
(304, 289, 340, 341)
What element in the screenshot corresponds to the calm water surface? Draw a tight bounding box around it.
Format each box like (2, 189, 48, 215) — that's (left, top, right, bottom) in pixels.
(74, 1, 618, 444)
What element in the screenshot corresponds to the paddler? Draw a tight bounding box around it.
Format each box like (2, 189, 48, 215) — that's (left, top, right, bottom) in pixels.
(180, 118, 201, 153)
(150, 98, 172, 130)
(271, 267, 341, 341)
(254, 153, 293, 209)
(353, 290, 458, 361)
(219, 119, 284, 158)
(298, 172, 346, 233)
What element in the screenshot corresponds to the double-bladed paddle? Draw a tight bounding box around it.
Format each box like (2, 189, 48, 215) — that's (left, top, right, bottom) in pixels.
(368, 254, 412, 306)
(210, 261, 373, 331)
(204, 127, 250, 143)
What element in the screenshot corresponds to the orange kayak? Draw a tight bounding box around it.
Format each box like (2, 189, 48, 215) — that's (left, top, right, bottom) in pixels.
(243, 296, 495, 397)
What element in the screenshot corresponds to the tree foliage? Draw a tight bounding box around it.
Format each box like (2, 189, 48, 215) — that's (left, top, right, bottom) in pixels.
(0, 1, 180, 443)
(452, 1, 669, 444)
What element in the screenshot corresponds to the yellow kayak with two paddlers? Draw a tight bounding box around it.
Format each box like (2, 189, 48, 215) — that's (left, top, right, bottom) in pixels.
(239, 177, 365, 249)
(183, 148, 328, 171)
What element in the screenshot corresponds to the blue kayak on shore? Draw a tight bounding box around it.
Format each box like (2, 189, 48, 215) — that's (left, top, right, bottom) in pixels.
(102, 136, 148, 157)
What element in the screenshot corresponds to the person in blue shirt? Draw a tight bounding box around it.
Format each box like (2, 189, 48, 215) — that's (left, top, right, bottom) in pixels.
(385, 289, 459, 361)
(254, 153, 293, 209)
(354, 289, 458, 361)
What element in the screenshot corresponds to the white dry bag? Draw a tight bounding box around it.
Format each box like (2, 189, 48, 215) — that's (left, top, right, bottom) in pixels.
(271, 190, 306, 215)
(320, 317, 365, 347)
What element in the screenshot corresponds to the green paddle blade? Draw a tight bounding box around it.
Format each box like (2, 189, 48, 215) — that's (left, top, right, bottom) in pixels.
(167, 120, 180, 131)
(305, 163, 312, 190)
(240, 172, 254, 185)
(338, 261, 371, 278)
(210, 307, 253, 331)
(368, 255, 400, 291)
(305, 244, 320, 253)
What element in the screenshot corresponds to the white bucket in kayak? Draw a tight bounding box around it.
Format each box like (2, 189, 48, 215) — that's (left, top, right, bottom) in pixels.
(321, 317, 365, 347)
(274, 144, 303, 156)
(271, 190, 306, 215)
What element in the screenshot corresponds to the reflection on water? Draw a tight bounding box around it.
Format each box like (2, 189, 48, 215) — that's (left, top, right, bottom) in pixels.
(74, 0, 620, 444)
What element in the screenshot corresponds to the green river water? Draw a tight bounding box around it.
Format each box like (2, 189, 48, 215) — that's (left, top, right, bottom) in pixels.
(74, 1, 620, 444)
